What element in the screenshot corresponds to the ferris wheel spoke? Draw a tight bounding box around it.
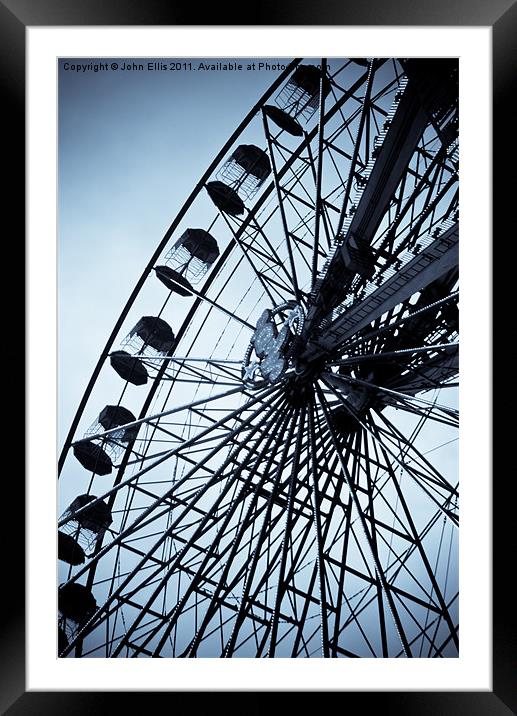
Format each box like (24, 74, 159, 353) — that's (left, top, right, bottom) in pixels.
(378, 397, 458, 429)
(324, 65, 384, 156)
(154, 357, 244, 385)
(221, 409, 303, 657)
(72, 383, 248, 447)
(287, 420, 352, 656)
(241, 428, 334, 636)
(361, 427, 458, 650)
(324, 371, 458, 421)
(162, 415, 302, 657)
(357, 428, 390, 655)
(113, 383, 289, 471)
(62, 389, 287, 657)
(369, 407, 458, 490)
(176, 407, 299, 657)
(227, 211, 306, 302)
(170, 359, 243, 383)
(328, 488, 356, 655)
(249, 509, 319, 658)
(264, 404, 307, 657)
(379, 393, 458, 429)
(389, 594, 459, 659)
(168, 417, 304, 654)
(247, 217, 301, 293)
(321, 377, 458, 525)
(375, 487, 458, 599)
(427, 596, 459, 657)
(339, 291, 459, 355)
(60, 386, 282, 579)
(112, 399, 293, 657)
(315, 384, 413, 657)
(153, 272, 256, 331)
(335, 59, 377, 238)
(218, 210, 281, 305)
(72, 393, 264, 502)
(262, 112, 302, 302)
(157, 376, 242, 387)
(303, 138, 334, 257)
(368, 413, 459, 510)
(330, 342, 459, 367)
(190, 492, 309, 656)
(283, 414, 354, 656)
(184, 425, 339, 655)
(305, 397, 332, 655)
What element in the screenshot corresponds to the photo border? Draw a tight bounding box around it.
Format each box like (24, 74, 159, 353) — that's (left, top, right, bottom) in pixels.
(8, 0, 512, 712)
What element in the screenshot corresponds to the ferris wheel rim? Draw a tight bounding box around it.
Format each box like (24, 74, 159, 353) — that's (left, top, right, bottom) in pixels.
(59, 57, 459, 659)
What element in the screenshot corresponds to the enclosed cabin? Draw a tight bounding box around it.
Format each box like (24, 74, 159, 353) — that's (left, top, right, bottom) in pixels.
(123, 316, 175, 355)
(96, 405, 139, 444)
(217, 145, 271, 200)
(156, 228, 219, 293)
(206, 145, 271, 216)
(72, 405, 138, 475)
(83, 404, 138, 460)
(110, 316, 175, 385)
(58, 582, 97, 647)
(59, 494, 113, 565)
(264, 64, 331, 136)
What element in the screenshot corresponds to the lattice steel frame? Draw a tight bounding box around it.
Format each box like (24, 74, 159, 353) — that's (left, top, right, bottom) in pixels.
(58, 58, 459, 658)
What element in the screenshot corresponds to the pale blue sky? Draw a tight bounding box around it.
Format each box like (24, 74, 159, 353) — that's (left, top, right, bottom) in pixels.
(58, 57, 290, 446)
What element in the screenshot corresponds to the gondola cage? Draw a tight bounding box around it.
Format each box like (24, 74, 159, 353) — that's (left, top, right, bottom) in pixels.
(206, 144, 271, 215)
(159, 228, 220, 286)
(59, 494, 113, 565)
(122, 316, 175, 355)
(84, 405, 139, 460)
(216, 145, 271, 200)
(264, 64, 331, 135)
(58, 582, 97, 647)
(72, 405, 139, 475)
(72, 440, 113, 476)
(110, 316, 175, 385)
(110, 350, 149, 386)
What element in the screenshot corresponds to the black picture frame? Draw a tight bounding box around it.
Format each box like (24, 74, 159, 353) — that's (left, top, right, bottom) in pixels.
(9, 1, 513, 713)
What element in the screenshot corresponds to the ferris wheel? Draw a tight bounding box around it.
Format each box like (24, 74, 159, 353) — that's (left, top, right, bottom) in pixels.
(58, 57, 459, 658)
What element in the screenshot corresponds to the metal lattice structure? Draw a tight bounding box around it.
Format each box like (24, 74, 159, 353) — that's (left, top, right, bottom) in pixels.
(58, 58, 459, 658)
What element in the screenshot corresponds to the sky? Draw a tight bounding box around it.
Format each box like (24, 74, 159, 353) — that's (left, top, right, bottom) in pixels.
(58, 57, 293, 448)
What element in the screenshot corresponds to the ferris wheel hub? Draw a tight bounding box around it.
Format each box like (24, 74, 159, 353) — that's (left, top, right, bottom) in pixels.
(242, 302, 308, 388)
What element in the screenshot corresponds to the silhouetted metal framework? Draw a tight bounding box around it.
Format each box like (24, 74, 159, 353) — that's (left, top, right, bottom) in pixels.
(58, 58, 459, 658)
